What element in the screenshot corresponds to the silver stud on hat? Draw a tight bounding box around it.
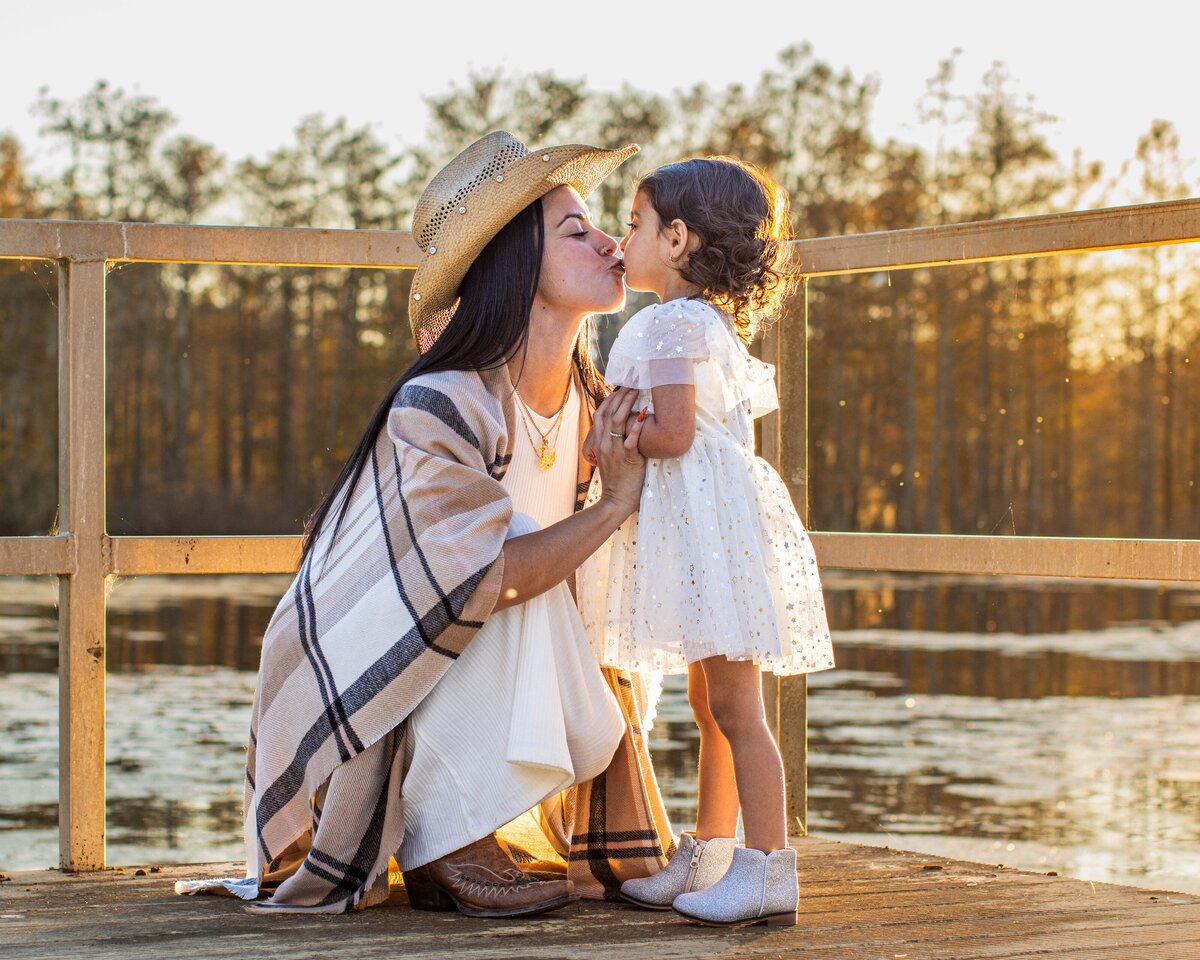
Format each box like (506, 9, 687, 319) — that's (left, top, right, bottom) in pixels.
(412, 292, 421, 301)
(458, 205, 467, 214)
(495, 174, 504, 182)
(542, 154, 550, 161)
(428, 245, 436, 254)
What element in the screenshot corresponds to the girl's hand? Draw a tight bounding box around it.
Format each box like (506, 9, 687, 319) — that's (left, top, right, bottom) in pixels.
(592, 387, 647, 518)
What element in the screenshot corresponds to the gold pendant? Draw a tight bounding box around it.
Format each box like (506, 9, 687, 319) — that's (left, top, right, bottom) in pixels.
(538, 440, 555, 471)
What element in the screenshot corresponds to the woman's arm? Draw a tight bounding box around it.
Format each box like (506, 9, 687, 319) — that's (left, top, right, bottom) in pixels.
(635, 383, 696, 459)
(495, 387, 645, 610)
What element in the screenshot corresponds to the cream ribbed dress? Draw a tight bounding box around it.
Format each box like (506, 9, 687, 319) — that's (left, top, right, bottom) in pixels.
(396, 380, 625, 871)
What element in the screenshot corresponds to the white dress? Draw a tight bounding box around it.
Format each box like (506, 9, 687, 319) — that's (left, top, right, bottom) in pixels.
(397, 381, 626, 870)
(578, 297, 835, 676)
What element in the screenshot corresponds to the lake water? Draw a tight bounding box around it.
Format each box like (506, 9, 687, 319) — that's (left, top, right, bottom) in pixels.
(2, 572, 1199, 895)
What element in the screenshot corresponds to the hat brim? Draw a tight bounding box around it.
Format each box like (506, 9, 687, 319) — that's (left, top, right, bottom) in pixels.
(408, 142, 639, 338)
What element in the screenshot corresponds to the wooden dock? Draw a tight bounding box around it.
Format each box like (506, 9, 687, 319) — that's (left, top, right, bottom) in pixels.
(3, 838, 1198, 959)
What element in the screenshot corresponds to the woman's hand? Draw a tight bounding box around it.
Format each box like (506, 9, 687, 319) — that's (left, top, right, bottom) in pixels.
(495, 387, 647, 611)
(582, 389, 625, 467)
(581, 419, 599, 467)
(591, 387, 647, 518)
(583, 389, 646, 467)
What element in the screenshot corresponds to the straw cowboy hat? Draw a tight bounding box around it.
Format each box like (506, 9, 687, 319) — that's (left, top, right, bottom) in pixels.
(408, 130, 639, 351)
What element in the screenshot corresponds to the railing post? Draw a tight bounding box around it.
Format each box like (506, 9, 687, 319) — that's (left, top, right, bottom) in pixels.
(778, 280, 810, 836)
(760, 319, 782, 751)
(57, 258, 107, 870)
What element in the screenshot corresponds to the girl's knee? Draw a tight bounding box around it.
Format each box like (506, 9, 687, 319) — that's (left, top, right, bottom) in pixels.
(689, 695, 722, 740)
(706, 692, 766, 740)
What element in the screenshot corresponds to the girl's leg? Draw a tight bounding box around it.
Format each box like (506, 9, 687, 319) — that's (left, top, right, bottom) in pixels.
(698, 656, 786, 852)
(687, 661, 740, 840)
(620, 664, 741, 908)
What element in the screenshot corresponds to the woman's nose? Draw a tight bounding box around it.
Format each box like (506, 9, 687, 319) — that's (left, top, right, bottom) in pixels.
(595, 227, 620, 256)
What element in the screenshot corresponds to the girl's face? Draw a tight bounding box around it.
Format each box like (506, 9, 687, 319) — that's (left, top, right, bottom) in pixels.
(619, 190, 676, 298)
(534, 185, 626, 320)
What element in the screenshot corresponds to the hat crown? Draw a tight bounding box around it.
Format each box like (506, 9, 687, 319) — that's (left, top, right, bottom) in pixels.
(413, 131, 530, 250)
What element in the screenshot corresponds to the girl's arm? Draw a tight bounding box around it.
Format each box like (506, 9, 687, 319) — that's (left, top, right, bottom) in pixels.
(636, 382, 696, 459)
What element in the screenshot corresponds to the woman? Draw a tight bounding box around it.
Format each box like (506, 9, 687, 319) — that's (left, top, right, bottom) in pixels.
(180, 132, 674, 917)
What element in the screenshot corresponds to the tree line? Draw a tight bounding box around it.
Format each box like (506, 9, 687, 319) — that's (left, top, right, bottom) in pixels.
(0, 45, 1196, 541)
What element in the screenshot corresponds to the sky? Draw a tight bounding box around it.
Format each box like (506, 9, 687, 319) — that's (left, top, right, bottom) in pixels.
(2, 0, 1196, 191)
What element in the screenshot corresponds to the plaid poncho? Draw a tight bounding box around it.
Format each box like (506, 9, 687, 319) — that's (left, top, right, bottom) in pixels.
(229, 364, 673, 913)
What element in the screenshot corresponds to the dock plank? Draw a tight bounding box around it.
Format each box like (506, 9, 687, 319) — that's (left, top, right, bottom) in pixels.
(2, 838, 1195, 960)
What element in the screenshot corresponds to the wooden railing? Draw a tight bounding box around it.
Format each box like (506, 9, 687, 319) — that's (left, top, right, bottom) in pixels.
(2, 196, 1199, 870)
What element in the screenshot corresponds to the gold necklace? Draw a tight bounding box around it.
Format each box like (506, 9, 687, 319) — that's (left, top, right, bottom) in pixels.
(514, 376, 572, 471)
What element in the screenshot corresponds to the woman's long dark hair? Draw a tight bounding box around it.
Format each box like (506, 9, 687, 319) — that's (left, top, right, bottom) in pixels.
(301, 195, 607, 565)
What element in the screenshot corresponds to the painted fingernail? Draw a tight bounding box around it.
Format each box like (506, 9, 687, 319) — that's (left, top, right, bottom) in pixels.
(637, 407, 648, 422)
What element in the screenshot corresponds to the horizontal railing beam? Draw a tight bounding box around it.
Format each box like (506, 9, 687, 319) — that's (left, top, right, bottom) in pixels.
(0, 220, 422, 268)
(1, 197, 1197, 275)
(94, 532, 1200, 581)
(792, 197, 1200, 277)
(108, 536, 301, 575)
(811, 532, 1200, 582)
(0, 536, 75, 576)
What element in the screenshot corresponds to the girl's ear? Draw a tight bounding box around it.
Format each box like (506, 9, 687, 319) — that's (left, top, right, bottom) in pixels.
(667, 218, 701, 262)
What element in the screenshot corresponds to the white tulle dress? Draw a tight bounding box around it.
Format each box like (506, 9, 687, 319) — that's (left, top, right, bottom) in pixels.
(578, 297, 835, 676)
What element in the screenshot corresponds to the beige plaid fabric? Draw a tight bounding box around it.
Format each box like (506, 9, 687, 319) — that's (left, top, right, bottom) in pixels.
(221, 364, 671, 913)
(557, 668, 677, 900)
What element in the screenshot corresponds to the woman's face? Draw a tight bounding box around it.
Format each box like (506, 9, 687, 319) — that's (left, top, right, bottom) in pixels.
(534, 185, 626, 319)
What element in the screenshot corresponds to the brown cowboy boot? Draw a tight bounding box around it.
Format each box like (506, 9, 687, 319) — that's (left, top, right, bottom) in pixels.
(402, 834, 574, 919)
(496, 836, 569, 880)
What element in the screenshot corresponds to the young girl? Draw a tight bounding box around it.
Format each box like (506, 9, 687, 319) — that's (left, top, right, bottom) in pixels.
(578, 157, 834, 928)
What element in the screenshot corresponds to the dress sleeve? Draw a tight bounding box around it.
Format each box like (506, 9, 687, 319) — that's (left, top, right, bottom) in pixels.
(738, 353, 780, 419)
(604, 299, 712, 389)
(695, 310, 779, 418)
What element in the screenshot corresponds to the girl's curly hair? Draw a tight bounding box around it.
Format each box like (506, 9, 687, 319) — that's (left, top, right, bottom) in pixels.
(637, 157, 798, 343)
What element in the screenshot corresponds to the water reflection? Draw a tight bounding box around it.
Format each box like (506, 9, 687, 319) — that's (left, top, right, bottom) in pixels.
(825, 572, 1200, 634)
(1, 572, 1198, 894)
